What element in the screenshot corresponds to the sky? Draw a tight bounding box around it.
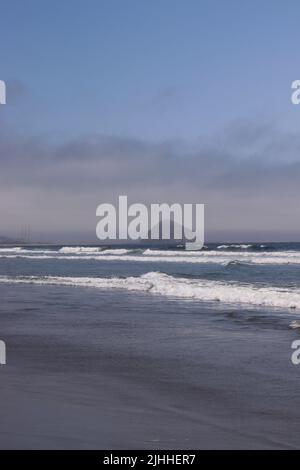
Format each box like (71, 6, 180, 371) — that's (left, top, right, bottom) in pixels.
(0, 0, 300, 242)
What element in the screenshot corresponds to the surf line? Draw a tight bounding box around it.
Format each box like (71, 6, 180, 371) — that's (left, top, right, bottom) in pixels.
(0, 80, 6, 105)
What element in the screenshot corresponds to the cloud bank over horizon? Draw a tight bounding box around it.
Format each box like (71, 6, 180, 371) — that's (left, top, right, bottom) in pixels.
(0, 118, 300, 243)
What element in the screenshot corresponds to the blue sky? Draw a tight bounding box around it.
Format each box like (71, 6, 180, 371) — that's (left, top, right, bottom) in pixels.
(1, 0, 300, 241)
(1, 0, 299, 139)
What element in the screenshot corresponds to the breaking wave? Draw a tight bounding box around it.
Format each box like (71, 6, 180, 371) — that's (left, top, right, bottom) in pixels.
(58, 246, 135, 254)
(216, 244, 268, 250)
(217, 244, 252, 249)
(0, 246, 300, 265)
(59, 246, 104, 254)
(0, 247, 23, 252)
(1, 272, 300, 310)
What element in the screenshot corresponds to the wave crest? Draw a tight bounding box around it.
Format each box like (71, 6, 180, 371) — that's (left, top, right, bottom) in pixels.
(1, 272, 300, 310)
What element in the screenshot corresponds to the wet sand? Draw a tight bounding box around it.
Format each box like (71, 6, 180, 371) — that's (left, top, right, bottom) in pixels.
(0, 284, 300, 449)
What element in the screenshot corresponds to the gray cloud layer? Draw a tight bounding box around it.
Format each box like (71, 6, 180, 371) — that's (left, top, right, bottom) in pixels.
(0, 120, 300, 242)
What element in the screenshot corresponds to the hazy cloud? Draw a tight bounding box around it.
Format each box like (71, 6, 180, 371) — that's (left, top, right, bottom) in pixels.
(0, 121, 300, 241)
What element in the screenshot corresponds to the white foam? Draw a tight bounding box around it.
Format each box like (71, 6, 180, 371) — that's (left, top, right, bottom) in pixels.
(59, 246, 103, 254)
(101, 248, 132, 255)
(0, 253, 300, 265)
(0, 247, 23, 252)
(1, 272, 300, 310)
(0, 247, 56, 254)
(217, 244, 252, 249)
(59, 246, 132, 255)
(1, 247, 300, 265)
(142, 248, 205, 256)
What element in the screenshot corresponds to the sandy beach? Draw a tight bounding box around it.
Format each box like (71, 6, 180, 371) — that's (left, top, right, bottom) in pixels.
(1, 280, 300, 449)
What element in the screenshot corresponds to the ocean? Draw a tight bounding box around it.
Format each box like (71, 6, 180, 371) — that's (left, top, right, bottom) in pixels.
(1, 242, 300, 449)
(1, 242, 300, 312)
